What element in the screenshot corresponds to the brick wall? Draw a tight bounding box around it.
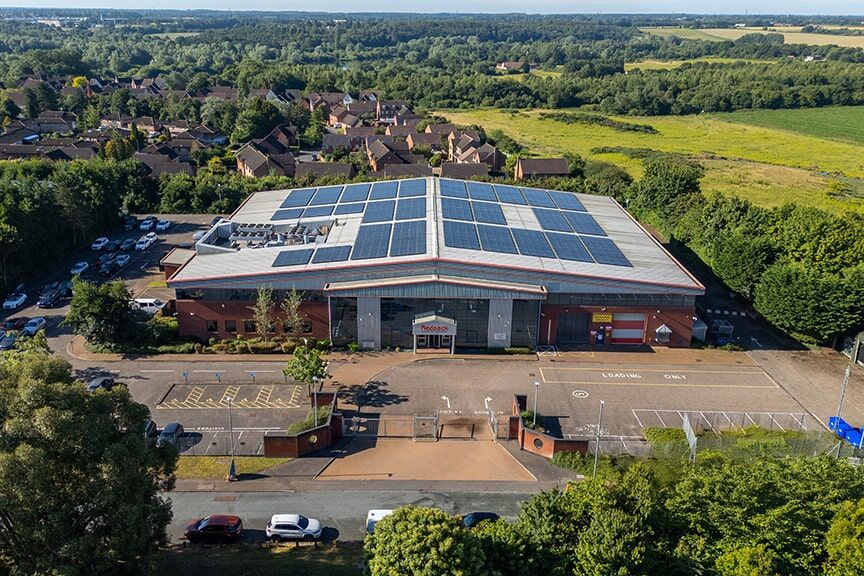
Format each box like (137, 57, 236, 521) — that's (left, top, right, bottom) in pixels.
(513, 395, 588, 459)
(263, 392, 341, 458)
(176, 299, 330, 342)
(539, 304, 694, 348)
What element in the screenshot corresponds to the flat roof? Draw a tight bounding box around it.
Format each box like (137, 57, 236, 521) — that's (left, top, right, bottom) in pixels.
(169, 178, 704, 294)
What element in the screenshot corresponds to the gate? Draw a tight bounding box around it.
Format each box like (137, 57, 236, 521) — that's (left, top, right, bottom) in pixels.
(413, 413, 439, 442)
(486, 409, 497, 443)
(344, 415, 414, 438)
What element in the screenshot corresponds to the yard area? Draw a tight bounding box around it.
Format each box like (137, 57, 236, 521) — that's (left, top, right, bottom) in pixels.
(155, 544, 364, 576)
(175, 456, 291, 479)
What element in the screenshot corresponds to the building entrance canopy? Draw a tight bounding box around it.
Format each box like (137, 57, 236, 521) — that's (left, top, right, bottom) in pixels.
(412, 313, 457, 354)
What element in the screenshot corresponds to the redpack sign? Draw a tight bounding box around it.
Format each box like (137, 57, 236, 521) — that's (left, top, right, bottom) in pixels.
(412, 321, 457, 336)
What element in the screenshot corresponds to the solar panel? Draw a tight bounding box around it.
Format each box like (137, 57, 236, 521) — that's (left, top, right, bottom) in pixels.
(533, 208, 572, 232)
(390, 220, 426, 256)
(312, 245, 352, 264)
(310, 186, 343, 205)
(301, 205, 334, 218)
(477, 224, 517, 254)
(369, 181, 398, 199)
(441, 198, 473, 221)
(334, 203, 365, 215)
(272, 249, 314, 267)
(351, 224, 392, 260)
(522, 188, 557, 208)
(362, 200, 396, 223)
(546, 232, 593, 263)
(341, 183, 371, 203)
(443, 220, 480, 250)
(396, 197, 426, 220)
(272, 208, 304, 220)
(563, 211, 606, 236)
(472, 202, 506, 225)
(512, 228, 555, 258)
(279, 188, 315, 208)
(466, 182, 497, 202)
(440, 179, 468, 198)
(581, 236, 632, 267)
(398, 179, 427, 197)
(494, 185, 526, 205)
(549, 190, 586, 212)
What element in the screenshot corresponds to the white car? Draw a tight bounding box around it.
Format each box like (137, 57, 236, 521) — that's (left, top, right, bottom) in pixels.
(156, 220, 171, 231)
(2, 293, 27, 310)
(145, 232, 158, 242)
(115, 254, 132, 268)
(70, 261, 89, 275)
(135, 236, 156, 251)
(132, 298, 166, 315)
(265, 514, 322, 541)
(139, 218, 156, 231)
(365, 510, 394, 534)
(22, 317, 46, 336)
(91, 237, 109, 250)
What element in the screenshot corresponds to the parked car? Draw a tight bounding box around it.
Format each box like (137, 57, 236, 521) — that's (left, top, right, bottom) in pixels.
(57, 281, 73, 297)
(2, 318, 26, 331)
(144, 419, 159, 442)
(184, 515, 243, 544)
(3, 292, 27, 310)
(139, 217, 157, 231)
(70, 261, 89, 276)
(85, 376, 117, 393)
(115, 254, 132, 268)
(132, 298, 166, 316)
(98, 252, 117, 266)
(157, 422, 184, 447)
(37, 289, 62, 308)
(107, 239, 123, 251)
(99, 261, 119, 277)
(91, 237, 109, 250)
(156, 219, 171, 231)
(40, 281, 61, 296)
(462, 512, 500, 529)
(123, 217, 138, 231)
(365, 510, 394, 534)
(145, 231, 158, 241)
(266, 514, 323, 541)
(120, 238, 136, 251)
(0, 331, 18, 351)
(22, 317, 46, 336)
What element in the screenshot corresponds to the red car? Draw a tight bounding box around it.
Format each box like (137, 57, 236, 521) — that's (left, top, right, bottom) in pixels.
(2, 318, 26, 331)
(184, 515, 243, 544)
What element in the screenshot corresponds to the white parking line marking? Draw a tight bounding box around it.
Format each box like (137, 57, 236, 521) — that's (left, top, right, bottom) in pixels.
(193, 370, 222, 373)
(141, 369, 175, 373)
(632, 409, 645, 429)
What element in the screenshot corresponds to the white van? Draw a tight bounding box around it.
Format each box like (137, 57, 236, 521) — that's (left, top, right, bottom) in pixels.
(132, 298, 166, 316)
(365, 509, 394, 534)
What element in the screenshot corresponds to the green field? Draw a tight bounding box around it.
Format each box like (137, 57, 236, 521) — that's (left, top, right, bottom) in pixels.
(175, 456, 291, 479)
(716, 106, 864, 145)
(440, 108, 864, 214)
(493, 69, 563, 82)
(642, 26, 864, 48)
(624, 57, 773, 71)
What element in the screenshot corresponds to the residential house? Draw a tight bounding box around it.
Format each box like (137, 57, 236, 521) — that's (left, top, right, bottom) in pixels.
(235, 143, 295, 178)
(346, 101, 377, 121)
(382, 164, 433, 178)
(0, 127, 40, 145)
(134, 153, 195, 178)
(377, 100, 410, 124)
(294, 161, 355, 180)
(385, 125, 417, 137)
(185, 124, 227, 146)
(343, 126, 378, 138)
(366, 139, 424, 172)
(203, 86, 239, 102)
(425, 123, 457, 137)
(321, 133, 367, 154)
(496, 61, 528, 72)
(514, 157, 570, 181)
(406, 132, 444, 152)
(328, 106, 362, 128)
(440, 162, 490, 179)
(308, 92, 353, 112)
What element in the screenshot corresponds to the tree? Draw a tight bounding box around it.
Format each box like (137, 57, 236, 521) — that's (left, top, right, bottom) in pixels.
(825, 499, 864, 576)
(715, 545, 781, 576)
(63, 279, 149, 347)
(0, 347, 176, 575)
(574, 507, 648, 576)
(711, 232, 775, 299)
(474, 520, 531, 576)
(365, 507, 487, 576)
(231, 98, 284, 143)
(280, 288, 304, 342)
(283, 346, 329, 396)
(248, 286, 275, 341)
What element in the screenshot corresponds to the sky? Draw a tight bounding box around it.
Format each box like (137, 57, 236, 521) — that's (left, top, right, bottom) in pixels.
(2, 1, 863, 15)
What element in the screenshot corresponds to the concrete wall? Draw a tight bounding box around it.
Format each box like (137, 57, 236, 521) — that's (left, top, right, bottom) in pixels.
(175, 299, 329, 342)
(539, 304, 694, 348)
(487, 298, 513, 348)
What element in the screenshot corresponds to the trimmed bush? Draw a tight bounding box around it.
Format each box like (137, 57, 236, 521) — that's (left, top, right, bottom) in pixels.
(505, 346, 533, 354)
(286, 406, 331, 434)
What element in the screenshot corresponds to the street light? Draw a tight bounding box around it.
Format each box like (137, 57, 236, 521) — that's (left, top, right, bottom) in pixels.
(593, 400, 605, 479)
(312, 377, 319, 428)
(532, 381, 540, 428)
(226, 395, 236, 482)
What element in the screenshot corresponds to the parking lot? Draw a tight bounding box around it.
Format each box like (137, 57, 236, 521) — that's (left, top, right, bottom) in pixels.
(348, 357, 814, 439)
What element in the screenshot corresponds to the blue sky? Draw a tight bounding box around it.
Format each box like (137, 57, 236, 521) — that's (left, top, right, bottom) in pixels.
(3, 1, 863, 15)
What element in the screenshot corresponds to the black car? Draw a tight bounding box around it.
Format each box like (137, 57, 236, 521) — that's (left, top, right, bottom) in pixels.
(86, 377, 117, 392)
(98, 252, 117, 266)
(106, 239, 122, 252)
(57, 281, 73, 297)
(185, 515, 243, 544)
(123, 216, 138, 231)
(120, 238, 135, 251)
(462, 512, 500, 529)
(37, 289, 62, 308)
(99, 261, 119, 277)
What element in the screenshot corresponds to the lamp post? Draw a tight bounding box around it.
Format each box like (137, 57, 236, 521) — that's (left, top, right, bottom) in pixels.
(312, 377, 319, 428)
(532, 381, 540, 428)
(226, 395, 236, 482)
(593, 400, 604, 479)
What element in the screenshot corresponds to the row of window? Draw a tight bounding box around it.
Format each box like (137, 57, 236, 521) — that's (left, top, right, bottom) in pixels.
(204, 318, 314, 334)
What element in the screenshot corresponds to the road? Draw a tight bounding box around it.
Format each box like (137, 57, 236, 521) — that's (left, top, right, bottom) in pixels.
(167, 489, 531, 543)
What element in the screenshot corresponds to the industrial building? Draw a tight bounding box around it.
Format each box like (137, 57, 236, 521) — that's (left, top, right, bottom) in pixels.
(166, 178, 704, 351)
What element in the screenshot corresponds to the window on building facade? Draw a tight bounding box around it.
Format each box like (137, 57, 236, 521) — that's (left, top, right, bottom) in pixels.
(244, 320, 256, 333)
(302, 320, 313, 334)
(206, 320, 217, 333)
(225, 320, 237, 333)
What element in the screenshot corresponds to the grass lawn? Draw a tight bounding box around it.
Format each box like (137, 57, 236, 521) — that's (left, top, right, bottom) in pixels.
(715, 106, 864, 145)
(439, 108, 864, 214)
(639, 27, 726, 41)
(146, 32, 202, 39)
(624, 57, 774, 71)
(175, 456, 291, 479)
(147, 279, 168, 288)
(155, 543, 364, 576)
(492, 69, 563, 82)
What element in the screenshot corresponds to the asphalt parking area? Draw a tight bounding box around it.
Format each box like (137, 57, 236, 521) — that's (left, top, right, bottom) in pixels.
(539, 365, 778, 389)
(157, 383, 304, 410)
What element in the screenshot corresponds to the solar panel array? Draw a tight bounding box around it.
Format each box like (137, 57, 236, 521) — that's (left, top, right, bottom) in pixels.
(274, 179, 427, 221)
(438, 179, 630, 267)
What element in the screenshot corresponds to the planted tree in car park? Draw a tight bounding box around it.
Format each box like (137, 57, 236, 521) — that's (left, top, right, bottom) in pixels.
(0, 346, 176, 575)
(63, 279, 150, 348)
(282, 345, 328, 396)
(248, 286, 275, 342)
(365, 506, 486, 576)
(280, 288, 304, 343)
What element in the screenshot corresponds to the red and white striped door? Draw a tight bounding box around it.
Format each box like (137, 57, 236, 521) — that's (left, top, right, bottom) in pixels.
(610, 313, 646, 344)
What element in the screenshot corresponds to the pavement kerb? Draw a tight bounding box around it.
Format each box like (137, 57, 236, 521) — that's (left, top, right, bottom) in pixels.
(170, 478, 566, 494)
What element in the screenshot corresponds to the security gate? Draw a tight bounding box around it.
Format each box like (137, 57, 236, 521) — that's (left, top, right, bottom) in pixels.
(413, 413, 439, 442)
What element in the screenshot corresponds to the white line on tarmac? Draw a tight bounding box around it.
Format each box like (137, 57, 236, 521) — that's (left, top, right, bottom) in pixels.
(192, 370, 222, 373)
(140, 369, 175, 373)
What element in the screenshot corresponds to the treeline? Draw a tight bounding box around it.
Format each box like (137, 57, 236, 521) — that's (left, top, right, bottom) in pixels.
(366, 456, 864, 576)
(624, 155, 864, 344)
